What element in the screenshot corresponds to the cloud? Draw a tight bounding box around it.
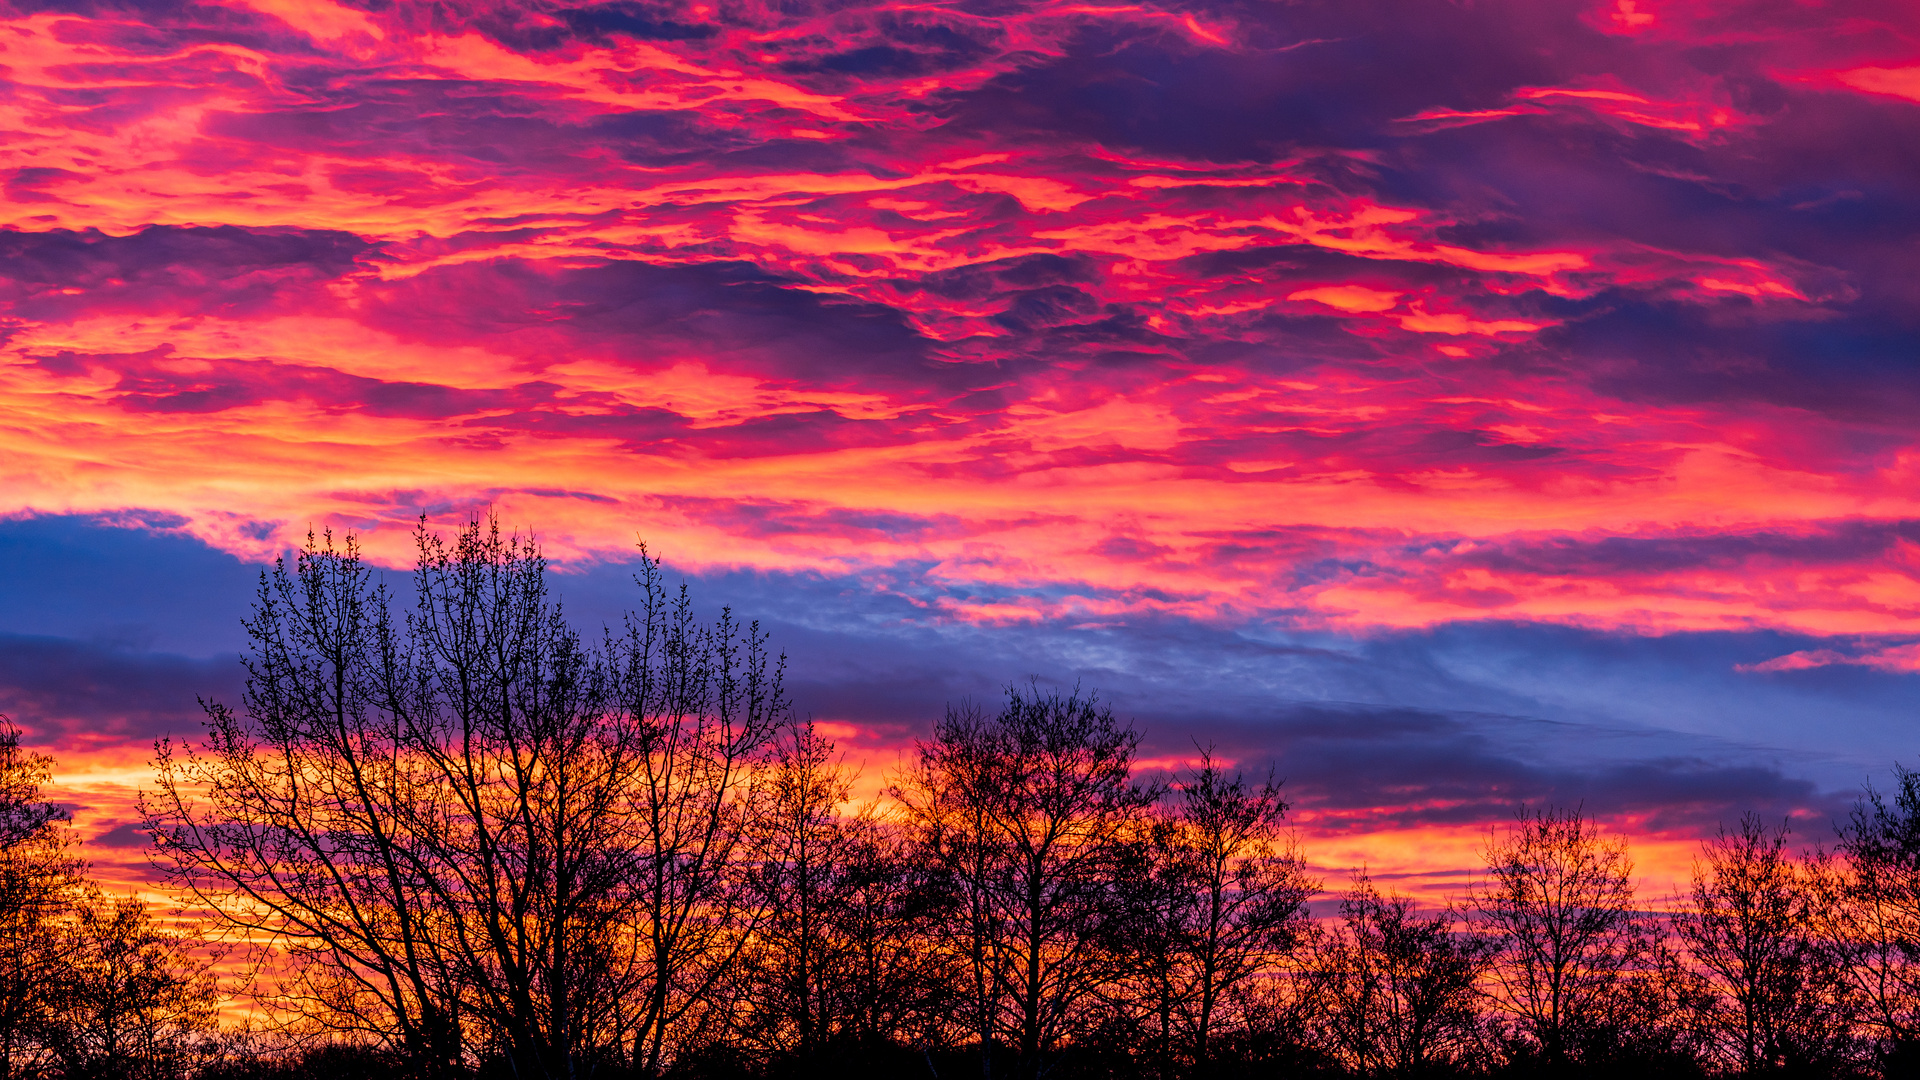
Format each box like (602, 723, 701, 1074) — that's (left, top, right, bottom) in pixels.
(0, 513, 259, 655)
(1738, 642, 1920, 674)
(0, 0, 1918, 862)
(0, 226, 372, 320)
(0, 633, 239, 752)
(0, 518, 1899, 890)
(1185, 702, 1843, 835)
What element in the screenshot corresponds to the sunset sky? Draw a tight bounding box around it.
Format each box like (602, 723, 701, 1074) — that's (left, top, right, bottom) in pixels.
(2, 0, 1918, 898)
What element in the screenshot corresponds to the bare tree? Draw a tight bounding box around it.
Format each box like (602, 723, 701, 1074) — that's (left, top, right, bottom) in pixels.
(387, 518, 648, 1079)
(1118, 811, 1201, 1080)
(1821, 765, 1920, 1068)
(1122, 752, 1315, 1076)
(727, 720, 958, 1074)
(39, 889, 221, 1080)
(609, 546, 786, 1076)
(145, 528, 468, 1076)
(0, 720, 65, 852)
(146, 518, 787, 1079)
(0, 725, 217, 1080)
(895, 700, 1004, 1080)
(816, 808, 957, 1058)
(0, 718, 81, 1080)
(1311, 875, 1488, 1077)
(1473, 806, 1645, 1068)
(895, 685, 1157, 1080)
(735, 721, 858, 1063)
(1676, 815, 1854, 1075)
(1172, 753, 1315, 1067)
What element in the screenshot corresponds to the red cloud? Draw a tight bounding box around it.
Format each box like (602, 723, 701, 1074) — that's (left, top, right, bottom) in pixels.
(0, 0, 1915, 641)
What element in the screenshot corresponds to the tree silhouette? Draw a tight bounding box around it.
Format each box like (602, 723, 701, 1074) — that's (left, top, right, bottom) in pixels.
(1825, 765, 1920, 1071)
(1676, 815, 1854, 1075)
(0, 717, 81, 1080)
(895, 684, 1157, 1080)
(1122, 751, 1316, 1077)
(39, 889, 220, 1079)
(1473, 807, 1646, 1070)
(1311, 875, 1488, 1077)
(145, 517, 786, 1079)
(103, 519, 1920, 1078)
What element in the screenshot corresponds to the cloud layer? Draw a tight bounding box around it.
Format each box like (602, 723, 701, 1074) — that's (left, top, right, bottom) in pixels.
(1, 519, 1886, 894)
(2, 0, 1918, 880)
(1, 0, 1916, 639)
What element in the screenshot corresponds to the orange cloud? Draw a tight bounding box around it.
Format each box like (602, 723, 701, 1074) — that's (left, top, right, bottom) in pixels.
(1835, 66, 1920, 104)
(1288, 285, 1402, 313)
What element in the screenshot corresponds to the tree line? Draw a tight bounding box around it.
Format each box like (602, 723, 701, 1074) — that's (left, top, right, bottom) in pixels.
(1, 518, 1919, 1078)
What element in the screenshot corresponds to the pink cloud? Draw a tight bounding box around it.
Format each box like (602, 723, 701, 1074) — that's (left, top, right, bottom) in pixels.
(1737, 642, 1920, 674)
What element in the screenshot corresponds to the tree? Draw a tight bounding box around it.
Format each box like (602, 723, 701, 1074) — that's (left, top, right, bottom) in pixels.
(0, 722, 218, 1080)
(1119, 812, 1202, 1080)
(1675, 815, 1853, 1075)
(894, 685, 1157, 1080)
(0, 717, 82, 1080)
(145, 527, 470, 1076)
(895, 700, 1003, 1080)
(1473, 807, 1646, 1068)
(1311, 875, 1488, 1077)
(735, 721, 860, 1066)
(1171, 753, 1315, 1066)
(1122, 752, 1316, 1077)
(1822, 765, 1920, 1069)
(806, 804, 956, 1060)
(728, 721, 957, 1074)
(39, 889, 221, 1080)
(0, 720, 66, 851)
(387, 518, 650, 1078)
(145, 517, 788, 1079)
(610, 543, 786, 1076)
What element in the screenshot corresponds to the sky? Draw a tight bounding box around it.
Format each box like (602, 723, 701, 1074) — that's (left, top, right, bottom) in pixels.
(1, 0, 1918, 900)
